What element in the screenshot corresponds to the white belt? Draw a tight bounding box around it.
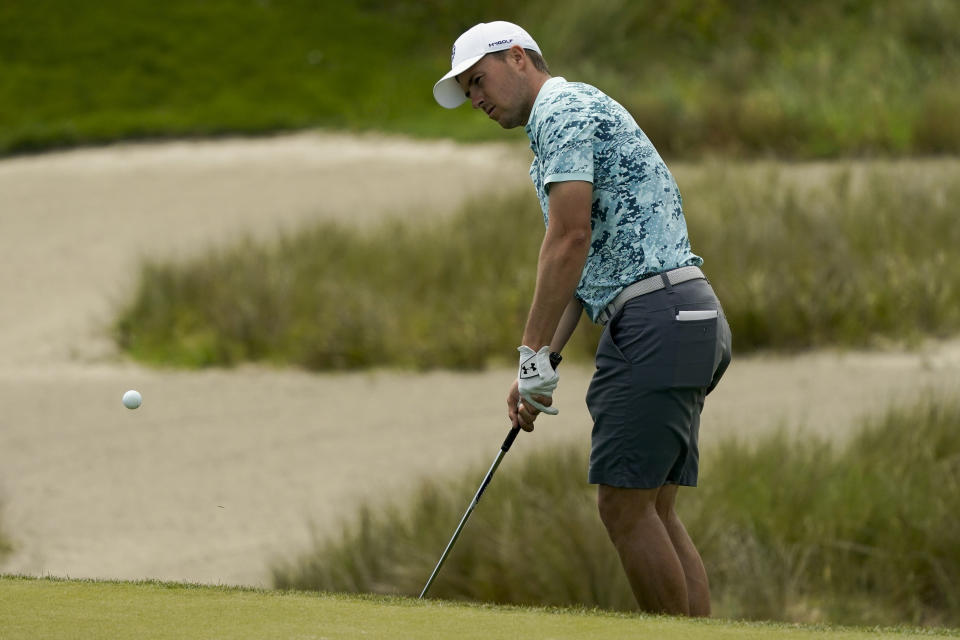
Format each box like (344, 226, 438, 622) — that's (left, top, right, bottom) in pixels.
(597, 266, 706, 326)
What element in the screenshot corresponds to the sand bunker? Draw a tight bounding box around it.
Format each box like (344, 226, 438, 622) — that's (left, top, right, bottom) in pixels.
(0, 133, 957, 587)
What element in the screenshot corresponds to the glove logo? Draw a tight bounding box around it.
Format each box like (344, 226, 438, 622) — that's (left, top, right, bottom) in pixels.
(519, 357, 539, 379)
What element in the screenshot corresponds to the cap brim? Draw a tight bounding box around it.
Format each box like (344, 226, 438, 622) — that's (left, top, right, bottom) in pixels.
(433, 54, 483, 108)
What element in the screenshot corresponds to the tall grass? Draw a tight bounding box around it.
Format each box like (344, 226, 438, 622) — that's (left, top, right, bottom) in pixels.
(2, 0, 959, 156)
(0, 504, 12, 564)
(689, 161, 960, 352)
(272, 394, 960, 628)
(114, 160, 960, 370)
(115, 190, 541, 369)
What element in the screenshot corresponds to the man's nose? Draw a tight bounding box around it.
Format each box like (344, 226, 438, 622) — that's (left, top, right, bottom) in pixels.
(471, 93, 484, 110)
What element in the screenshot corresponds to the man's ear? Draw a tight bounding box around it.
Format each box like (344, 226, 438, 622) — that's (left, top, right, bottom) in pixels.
(507, 45, 526, 67)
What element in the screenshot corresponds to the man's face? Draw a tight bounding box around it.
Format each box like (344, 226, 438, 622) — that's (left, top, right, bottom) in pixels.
(456, 48, 532, 129)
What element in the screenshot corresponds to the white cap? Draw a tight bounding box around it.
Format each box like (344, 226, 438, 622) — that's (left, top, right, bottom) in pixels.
(433, 21, 541, 109)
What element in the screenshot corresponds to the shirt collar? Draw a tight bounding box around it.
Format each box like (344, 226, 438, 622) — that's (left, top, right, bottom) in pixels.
(525, 76, 567, 145)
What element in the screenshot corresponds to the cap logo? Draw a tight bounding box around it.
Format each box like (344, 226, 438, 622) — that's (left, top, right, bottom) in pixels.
(451, 44, 456, 62)
(488, 38, 513, 48)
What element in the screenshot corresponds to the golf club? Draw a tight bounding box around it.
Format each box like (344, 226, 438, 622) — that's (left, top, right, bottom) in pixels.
(419, 351, 561, 599)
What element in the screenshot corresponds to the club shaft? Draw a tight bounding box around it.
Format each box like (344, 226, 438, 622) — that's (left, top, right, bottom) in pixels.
(418, 447, 508, 599)
(419, 356, 558, 599)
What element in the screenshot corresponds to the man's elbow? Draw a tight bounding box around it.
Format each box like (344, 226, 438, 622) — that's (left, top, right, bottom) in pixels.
(544, 227, 590, 265)
(560, 226, 591, 254)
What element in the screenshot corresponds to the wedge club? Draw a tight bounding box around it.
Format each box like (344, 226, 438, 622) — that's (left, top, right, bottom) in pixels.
(419, 352, 561, 599)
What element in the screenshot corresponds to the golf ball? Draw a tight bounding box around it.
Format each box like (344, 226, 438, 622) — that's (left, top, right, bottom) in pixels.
(122, 389, 142, 410)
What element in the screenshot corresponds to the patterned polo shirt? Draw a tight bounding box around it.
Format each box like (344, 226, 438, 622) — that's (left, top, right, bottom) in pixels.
(524, 77, 702, 323)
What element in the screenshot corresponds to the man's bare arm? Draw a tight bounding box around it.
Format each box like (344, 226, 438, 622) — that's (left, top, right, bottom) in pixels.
(521, 180, 592, 350)
(550, 297, 583, 354)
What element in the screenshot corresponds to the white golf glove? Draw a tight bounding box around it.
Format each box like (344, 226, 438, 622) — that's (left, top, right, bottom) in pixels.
(517, 345, 559, 415)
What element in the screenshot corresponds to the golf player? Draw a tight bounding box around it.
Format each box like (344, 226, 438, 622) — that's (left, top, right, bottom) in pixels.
(434, 22, 732, 616)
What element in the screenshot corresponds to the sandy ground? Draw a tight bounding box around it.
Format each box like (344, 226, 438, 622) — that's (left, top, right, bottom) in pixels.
(0, 133, 958, 587)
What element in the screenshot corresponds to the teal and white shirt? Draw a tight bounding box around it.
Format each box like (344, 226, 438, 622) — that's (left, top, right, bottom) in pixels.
(525, 77, 702, 323)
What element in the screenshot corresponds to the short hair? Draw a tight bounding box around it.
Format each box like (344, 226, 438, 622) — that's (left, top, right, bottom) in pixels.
(490, 48, 551, 75)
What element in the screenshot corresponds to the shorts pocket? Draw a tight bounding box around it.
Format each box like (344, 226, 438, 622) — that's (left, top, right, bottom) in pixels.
(597, 316, 629, 365)
(671, 311, 719, 388)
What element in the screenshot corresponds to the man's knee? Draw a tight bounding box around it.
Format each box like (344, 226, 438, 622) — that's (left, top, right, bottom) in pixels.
(655, 484, 679, 522)
(597, 485, 660, 540)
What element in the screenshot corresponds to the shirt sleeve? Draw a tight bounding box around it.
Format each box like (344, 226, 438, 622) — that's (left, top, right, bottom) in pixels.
(538, 103, 596, 188)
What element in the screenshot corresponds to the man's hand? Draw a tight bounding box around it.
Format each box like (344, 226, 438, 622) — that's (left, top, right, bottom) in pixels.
(507, 378, 553, 431)
(517, 345, 559, 415)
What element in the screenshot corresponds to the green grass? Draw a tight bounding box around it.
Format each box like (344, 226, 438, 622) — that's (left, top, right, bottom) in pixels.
(2, 0, 959, 157)
(1, 577, 957, 640)
(113, 160, 960, 371)
(272, 395, 960, 628)
(0, 0, 487, 152)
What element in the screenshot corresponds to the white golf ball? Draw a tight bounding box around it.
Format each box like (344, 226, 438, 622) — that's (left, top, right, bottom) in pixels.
(122, 389, 142, 410)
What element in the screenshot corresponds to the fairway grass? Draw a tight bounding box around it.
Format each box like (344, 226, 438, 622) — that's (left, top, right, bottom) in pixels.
(3, 1, 958, 156)
(2, 577, 956, 640)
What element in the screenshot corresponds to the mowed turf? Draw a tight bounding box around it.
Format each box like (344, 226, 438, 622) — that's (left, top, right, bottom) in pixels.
(2, 577, 956, 640)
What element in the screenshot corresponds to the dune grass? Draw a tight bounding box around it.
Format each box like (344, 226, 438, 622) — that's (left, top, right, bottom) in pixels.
(2, 576, 957, 640)
(114, 159, 960, 370)
(0, 508, 11, 564)
(114, 189, 542, 370)
(272, 394, 960, 629)
(2, 0, 959, 157)
(687, 160, 960, 352)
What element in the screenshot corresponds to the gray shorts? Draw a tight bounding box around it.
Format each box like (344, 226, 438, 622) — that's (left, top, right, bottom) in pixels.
(585, 276, 732, 489)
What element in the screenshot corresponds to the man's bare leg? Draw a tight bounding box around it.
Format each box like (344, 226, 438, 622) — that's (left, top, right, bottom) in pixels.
(597, 485, 690, 615)
(656, 484, 711, 616)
